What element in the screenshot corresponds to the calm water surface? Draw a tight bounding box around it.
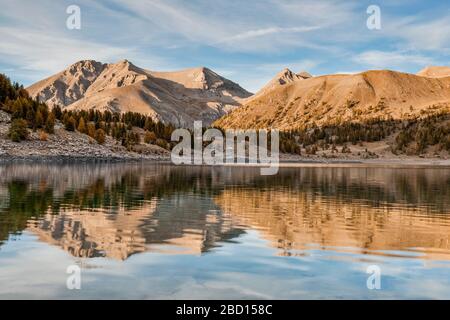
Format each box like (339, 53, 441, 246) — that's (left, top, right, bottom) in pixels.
(0, 163, 450, 299)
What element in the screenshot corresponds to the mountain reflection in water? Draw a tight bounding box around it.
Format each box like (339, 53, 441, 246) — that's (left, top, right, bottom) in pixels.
(1, 163, 450, 261)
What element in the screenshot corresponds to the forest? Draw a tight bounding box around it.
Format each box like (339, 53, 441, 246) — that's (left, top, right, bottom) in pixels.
(276, 113, 450, 156)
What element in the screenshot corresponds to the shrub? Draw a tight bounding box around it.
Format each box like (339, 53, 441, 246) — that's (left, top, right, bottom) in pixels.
(155, 138, 168, 149)
(305, 144, 318, 155)
(341, 144, 351, 154)
(8, 119, 28, 142)
(39, 130, 48, 141)
(144, 131, 157, 144)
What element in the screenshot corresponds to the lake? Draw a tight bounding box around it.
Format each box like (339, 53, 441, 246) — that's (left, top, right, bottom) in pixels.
(0, 162, 450, 299)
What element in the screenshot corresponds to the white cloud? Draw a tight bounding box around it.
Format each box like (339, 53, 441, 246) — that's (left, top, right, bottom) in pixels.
(0, 0, 447, 89)
(353, 50, 434, 70)
(217, 26, 322, 44)
(110, 0, 358, 52)
(387, 16, 450, 51)
(275, 0, 357, 25)
(0, 27, 132, 73)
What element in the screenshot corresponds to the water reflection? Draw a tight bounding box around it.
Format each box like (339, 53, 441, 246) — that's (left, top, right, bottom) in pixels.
(0, 163, 450, 262)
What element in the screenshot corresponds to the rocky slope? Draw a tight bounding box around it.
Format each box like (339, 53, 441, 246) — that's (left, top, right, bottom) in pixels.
(215, 69, 450, 130)
(27, 60, 252, 127)
(0, 111, 169, 161)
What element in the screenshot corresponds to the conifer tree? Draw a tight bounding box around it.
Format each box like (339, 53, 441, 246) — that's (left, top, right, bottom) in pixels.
(95, 129, 106, 144)
(45, 112, 55, 134)
(77, 117, 87, 134)
(87, 122, 96, 138)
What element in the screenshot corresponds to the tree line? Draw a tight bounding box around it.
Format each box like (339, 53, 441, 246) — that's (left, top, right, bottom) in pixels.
(277, 114, 450, 155)
(0, 73, 175, 149)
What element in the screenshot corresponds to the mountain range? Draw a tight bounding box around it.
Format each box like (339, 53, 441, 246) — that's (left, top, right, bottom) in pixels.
(27, 60, 450, 130)
(215, 67, 450, 130)
(27, 60, 252, 127)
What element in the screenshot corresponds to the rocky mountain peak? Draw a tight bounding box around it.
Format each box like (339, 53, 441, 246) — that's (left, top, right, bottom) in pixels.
(27, 60, 252, 127)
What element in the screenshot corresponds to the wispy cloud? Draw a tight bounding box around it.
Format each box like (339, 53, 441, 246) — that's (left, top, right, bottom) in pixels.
(353, 50, 434, 70)
(216, 26, 322, 44)
(0, 0, 448, 91)
(108, 0, 358, 52)
(0, 27, 132, 75)
(388, 17, 450, 51)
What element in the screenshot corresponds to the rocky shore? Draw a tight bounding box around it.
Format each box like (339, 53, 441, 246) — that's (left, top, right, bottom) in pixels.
(0, 111, 171, 162)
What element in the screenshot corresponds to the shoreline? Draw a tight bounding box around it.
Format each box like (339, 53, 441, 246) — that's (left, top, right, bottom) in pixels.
(1, 154, 450, 168)
(0, 154, 171, 164)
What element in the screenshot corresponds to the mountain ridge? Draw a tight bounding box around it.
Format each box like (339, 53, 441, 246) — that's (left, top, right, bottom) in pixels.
(27, 60, 252, 127)
(215, 68, 450, 130)
(247, 68, 311, 102)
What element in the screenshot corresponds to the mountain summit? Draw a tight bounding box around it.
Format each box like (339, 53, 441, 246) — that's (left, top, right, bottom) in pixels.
(247, 68, 311, 102)
(27, 60, 252, 127)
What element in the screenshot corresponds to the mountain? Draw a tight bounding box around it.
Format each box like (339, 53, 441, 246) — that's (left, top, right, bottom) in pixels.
(248, 68, 311, 102)
(214, 69, 450, 130)
(27, 60, 252, 127)
(417, 66, 450, 78)
(258, 68, 311, 92)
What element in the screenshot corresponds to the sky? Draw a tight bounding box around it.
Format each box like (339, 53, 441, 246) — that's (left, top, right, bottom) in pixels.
(0, 0, 449, 92)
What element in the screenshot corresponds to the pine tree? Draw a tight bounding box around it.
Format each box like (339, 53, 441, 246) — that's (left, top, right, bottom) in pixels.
(45, 112, 55, 134)
(64, 115, 76, 131)
(77, 117, 87, 134)
(87, 122, 96, 138)
(52, 105, 62, 120)
(35, 110, 44, 129)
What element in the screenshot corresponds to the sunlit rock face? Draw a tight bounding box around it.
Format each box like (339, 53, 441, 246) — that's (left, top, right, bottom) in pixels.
(27, 60, 252, 128)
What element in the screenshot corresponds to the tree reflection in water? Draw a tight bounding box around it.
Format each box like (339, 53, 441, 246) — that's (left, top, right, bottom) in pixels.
(0, 163, 449, 260)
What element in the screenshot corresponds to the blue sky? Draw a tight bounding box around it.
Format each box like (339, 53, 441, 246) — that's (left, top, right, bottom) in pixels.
(0, 0, 449, 92)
